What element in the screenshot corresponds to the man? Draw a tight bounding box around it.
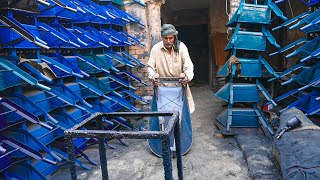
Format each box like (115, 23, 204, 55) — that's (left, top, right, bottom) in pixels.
(147, 24, 195, 113)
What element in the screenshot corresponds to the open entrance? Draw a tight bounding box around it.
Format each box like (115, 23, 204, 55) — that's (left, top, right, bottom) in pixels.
(176, 25, 209, 85)
(161, 0, 209, 85)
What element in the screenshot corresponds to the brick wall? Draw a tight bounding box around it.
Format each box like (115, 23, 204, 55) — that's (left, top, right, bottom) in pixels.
(123, 0, 163, 111)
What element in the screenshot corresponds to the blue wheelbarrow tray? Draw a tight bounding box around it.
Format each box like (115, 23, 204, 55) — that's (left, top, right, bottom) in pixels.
(100, 28, 135, 46)
(289, 9, 320, 31)
(0, 0, 40, 13)
(72, 26, 107, 48)
(215, 82, 276, 105)
(214, 82, 275, 135)
(300, 16, 320, 34)
(1, 145, 54, 180)
(225, 28, 280, 51)
(46, 54, 89, 78)
(119, 51, 146, 67)
(218, 56, 279, 78)
(117, 70, 148, 86)
(215, 103, 274, 135)
(279, 90, 320, 116)
(216, 83, 260, 103)
(225, 31, 267, 51)
(228, 4, 271, 27)
(38, 0, 81, 19)
(51, 106, 91, 128)
(86, 95, 136, 113)
(296, 0, 320, 6)
(0, 57, 51, 91)
(3, 124, 63, 154)
(0, 66, 27, 91)
(39, 55, 85, 78)
(96, 52, 136, 69)
(82, 27, 116, 47)
(70, 0, 112, 24)
(149, 86, 192, 157)
(0, 97, 52, 130)
(227, 1, 287, 27)
(76, 78, 138, 111)
(0, 17, 79, 49)
(63, 55, 110, 74)
(47, 23, 89, 48)
(216, 108, 260, 130)
(281, 64, 320, 87)
(0, 16, 48, 49)
(269, 38, 307, 56)
(78, 54, 114, 73)
(295, 91, 320, 115)
(286, 36, 320, 60)
(83, 53, 120, 72)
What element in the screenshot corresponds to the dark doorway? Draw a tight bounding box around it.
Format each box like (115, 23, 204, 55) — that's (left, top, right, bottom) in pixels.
(175, 25, 209, 85)
(161, 0, 209, 85)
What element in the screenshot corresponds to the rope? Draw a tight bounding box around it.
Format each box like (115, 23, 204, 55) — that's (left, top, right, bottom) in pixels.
(227, 55, 242, 78)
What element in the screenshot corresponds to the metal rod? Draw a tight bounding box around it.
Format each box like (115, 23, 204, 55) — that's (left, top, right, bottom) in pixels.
(161, 137, 173, 180)
(65, 112, 182, 180)
(97, 116, 109, 180)
(65, 134, 77, 180)
(174, 118, 183, 180)
(68, 130, 167, 139)
(68, 112, 174, 132)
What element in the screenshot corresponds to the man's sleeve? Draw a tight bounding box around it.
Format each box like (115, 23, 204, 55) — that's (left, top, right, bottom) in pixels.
(147, 47, 156, 80)
(181, 44, 194, 81)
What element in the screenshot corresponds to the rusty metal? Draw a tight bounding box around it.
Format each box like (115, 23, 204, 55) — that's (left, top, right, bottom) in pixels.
(65, 111, 183, 180)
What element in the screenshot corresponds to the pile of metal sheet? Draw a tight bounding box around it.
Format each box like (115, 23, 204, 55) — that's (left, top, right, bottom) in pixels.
(270, 0, 320, 116)
(215, 0, 287, 135)
(0, 0, 146, 179)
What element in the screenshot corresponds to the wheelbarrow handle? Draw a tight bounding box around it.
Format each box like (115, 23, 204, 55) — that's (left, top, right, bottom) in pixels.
(155, 73, 186, 83)
(153, 73, 187, 101)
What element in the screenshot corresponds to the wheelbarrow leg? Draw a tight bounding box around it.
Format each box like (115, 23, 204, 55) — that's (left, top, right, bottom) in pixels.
(66, 135, 77, 180)
(161, 137, 173, 180)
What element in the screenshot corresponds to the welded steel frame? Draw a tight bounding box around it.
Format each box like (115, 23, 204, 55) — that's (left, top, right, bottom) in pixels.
(65, 111, 183, 180)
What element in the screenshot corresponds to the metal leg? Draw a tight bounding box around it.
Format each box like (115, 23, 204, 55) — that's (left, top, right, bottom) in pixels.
(97, 117, 109, 180)
(161, 137, 173, 180)
(174, 120, 183, 180)
(66, 134, 77, 180)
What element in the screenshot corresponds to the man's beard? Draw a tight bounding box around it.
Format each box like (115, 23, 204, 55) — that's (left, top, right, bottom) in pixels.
(164, 42, 173, 49)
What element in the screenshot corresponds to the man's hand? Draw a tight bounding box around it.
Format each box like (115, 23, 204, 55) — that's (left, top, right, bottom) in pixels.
(152, 73, 160, 86)
(179, 73, 188, 86)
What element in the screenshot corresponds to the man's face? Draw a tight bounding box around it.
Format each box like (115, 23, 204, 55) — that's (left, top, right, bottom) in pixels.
(162, 35, 175, 49)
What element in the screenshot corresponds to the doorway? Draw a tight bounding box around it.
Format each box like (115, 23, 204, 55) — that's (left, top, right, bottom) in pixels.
(160, 1, 209, 85)
(175, 25, 209, 85)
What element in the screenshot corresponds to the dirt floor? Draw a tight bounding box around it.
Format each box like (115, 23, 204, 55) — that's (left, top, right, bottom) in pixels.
(51, 85, 255, 180)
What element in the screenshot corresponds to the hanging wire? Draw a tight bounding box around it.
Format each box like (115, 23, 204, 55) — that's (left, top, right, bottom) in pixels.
(288, 0, 294, 18)
(226, 0, 233, 40)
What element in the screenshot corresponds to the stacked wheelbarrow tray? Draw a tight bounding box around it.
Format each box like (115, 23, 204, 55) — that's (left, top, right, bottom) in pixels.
(270, 0, 320, 116)
(0, 0, 147, 179)
(214, 0, 288, 135)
